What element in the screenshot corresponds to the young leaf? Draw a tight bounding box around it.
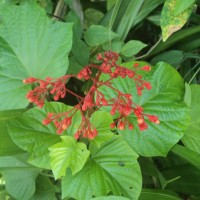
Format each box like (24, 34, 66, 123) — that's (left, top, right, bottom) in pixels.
(121, 40, 147, 57)
(7, 102, 80, 169)
(0, 3, 73, 110)
(161, 0, 194, 41)
(99, 62, 189, 156)
(62, 136, 141, 200)
(49, 136, 90, 180)
(84, 25, 118, 46)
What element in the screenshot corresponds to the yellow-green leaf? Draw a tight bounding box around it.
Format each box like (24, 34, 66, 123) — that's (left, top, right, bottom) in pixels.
(161, 0, 194, 42)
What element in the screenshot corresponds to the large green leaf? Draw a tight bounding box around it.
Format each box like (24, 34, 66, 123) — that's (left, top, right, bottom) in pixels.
(7, 102, 81, 169)
(0, 109, 25, 156)
(2, 169, 39, 200)
(182, 85, 200, 153)
(49, 136, 90, 179)
(99, 62, 189, 156)
(0, 154, 39, 200)
(161, 0, 194, 41)
(0, 3, 73, 110)
(62, 136, 141, 200)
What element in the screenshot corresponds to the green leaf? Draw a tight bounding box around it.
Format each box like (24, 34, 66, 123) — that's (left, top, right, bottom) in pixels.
(2, 168, 39, 200)
(99, 62, 189, 156)
(182, 85, 200, 153)
(0, 190, 15, 200)
(62, 136, 141, 200)
(84, 25, 118, 46)
(161, 0, 194, 41)
(174, 0, 196, 15)
(132, 0, 165, 27)
(121, 40, 147, 57)
(150, 50, 184, 69)
(30, 175, 56, 200)
(171, 144, 200, 170)
(7, 102, 81, 169)
(84, 8, 104, 28)
(102, 39, 123, 53)
(0, 3, 73, 110)
(148, 25, 200, 57)
(90, 111, 114, 148)
(49, 136, 90, 179)
(111, 0, 144, 41)
(0, 109, 25, 156)
(139, 189, 180, 200)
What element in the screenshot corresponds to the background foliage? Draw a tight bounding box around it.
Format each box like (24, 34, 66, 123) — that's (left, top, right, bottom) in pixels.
(0, 0, 200, 199)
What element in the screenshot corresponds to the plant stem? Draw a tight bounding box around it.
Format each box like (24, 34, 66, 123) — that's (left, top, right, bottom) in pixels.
(53, 0, 67, 20)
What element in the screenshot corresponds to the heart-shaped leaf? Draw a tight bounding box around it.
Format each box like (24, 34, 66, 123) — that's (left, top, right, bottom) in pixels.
(62, 136, 141, 200)
(49, 136, 90, 179)
(98, 62, 189, 156)
(7, 102, 79, 169)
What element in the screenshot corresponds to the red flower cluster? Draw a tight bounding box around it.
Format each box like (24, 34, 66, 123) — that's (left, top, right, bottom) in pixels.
(23, 51, 160, 140)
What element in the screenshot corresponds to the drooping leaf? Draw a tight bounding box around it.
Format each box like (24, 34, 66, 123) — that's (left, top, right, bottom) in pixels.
(49, 136, 90, 179)
(161, 0, 194, 41)
(0, 3, 73, 110)
(121, 40, 147, 57)
(99, 62, 189, 156)
(7, 102, 81, 169)
(84, 25, 118, 46)
(182, 85, 200, 154)
(62, 136, 141, 200)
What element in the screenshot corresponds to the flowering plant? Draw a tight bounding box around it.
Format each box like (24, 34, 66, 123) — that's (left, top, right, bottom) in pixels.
(0, 1, 199, 200)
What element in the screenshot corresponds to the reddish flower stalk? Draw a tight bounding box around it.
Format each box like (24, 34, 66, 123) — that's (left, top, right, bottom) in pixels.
(23, 51, 160, 139)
